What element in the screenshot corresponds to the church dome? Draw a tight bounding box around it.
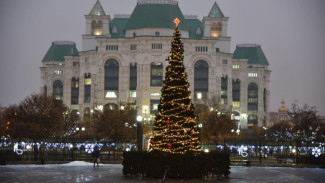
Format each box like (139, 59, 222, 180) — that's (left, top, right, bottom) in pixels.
(278, 98, 288, 112)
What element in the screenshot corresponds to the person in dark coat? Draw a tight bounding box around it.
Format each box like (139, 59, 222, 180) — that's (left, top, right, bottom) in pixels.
(92, 146, 100, 167)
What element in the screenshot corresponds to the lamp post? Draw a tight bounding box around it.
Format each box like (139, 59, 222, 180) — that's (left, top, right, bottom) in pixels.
(136, 115, 143, 151)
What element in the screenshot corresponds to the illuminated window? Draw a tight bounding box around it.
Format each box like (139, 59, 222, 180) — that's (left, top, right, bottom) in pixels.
(150, 92, 161, 97)
(105, 59, 119, 98)
(105, 103, 118, 110)
(84, 73, 91, 103)
(151, 62, 163, 86)
(232, 64, 240, 69)
(150, 99, 160, 114)
(248, 114, 257, 129)
(221, 75, 228, 104)
(211, 22, 222, 37)
(152, 43, 162, 50)
(129, 90, 136, 98)
(232, 101, 240, 107)
(248, 83, 258, 111)
(71, 77, 79, 105)
(54, 70, 62, 75)
(194, 60, 208, 99)
(248, 73, 258, 77)
(91, 20, 103, 35)
(53, 80, 63, 101)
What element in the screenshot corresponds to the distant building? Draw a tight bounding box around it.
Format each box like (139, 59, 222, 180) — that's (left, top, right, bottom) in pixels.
(40, 0, 271, 129)
(269, 98, 289, 127)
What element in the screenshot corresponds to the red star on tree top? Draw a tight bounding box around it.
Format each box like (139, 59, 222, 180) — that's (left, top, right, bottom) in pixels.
(173, 18, 180, 27)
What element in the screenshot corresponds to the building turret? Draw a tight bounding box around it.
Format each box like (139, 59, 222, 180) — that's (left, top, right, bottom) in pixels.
(82, 0, 111, 51)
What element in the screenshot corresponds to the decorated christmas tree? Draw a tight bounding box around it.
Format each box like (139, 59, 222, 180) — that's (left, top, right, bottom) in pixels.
(149, 18, 201, 154)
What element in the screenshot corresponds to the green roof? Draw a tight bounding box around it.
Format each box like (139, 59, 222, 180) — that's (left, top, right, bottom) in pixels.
(42, 41, 79, 62)
(185, 18, 204, 39)
(110, 18, 129, 38)
(233, 44, 269, 65)
(89, 0, 106, 16)
(208, 2, 224, 18)
(126, 3, 189, 31)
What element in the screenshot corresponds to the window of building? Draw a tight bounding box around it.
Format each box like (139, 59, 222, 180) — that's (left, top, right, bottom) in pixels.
(71, 109, 80, 121)
(129, 63, 137, 98)
(211, 22, 222, 37)
(150, 92, 161, 97)
(247, 114, 257, 129)
(195, 46, 208, 52)
(194, 60, 208, 99)
(248, 83, 258, 111)
(105, 103, 118, 110)
(155, 31, 160, 36)
(150, 62, 163, 86)
(232, 79, 240, 107)
(84, 73, 91, 103)
(53, 80, 63, 101)
(112, 25, 118, 33)
(85, 57, 91, 63)
(91, 20, 103, 35)
(130, 44, 137, 50)
(150, 99, 160, 116)
(222, 59, 228, 65)
(54, 70, 62, 75)
(232, 64, 240, 69)
(44, 85, 47, 96)
(73, 62, 80, 67)
(71, 77, 79, 105)
(105, 59, 119, 98)
(84, 107, 91, 122)
(106, 45, 118, 51)
(221, 75, 228, 104)
(263, 88, 266, 112)
(248, 73, 258, 77)
(196, 26, 202, 35)
(129, 90, 136, 98)
(152, 43, 162, 50)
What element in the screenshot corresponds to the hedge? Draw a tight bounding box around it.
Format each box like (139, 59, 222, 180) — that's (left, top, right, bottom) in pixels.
(122, 150, 230, 179)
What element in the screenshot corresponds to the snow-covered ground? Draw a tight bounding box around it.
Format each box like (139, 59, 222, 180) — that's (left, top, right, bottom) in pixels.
(0, 162, 324, 183)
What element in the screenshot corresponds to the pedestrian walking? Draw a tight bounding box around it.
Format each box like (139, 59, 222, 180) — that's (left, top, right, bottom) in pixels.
(92, 146, 100, 167)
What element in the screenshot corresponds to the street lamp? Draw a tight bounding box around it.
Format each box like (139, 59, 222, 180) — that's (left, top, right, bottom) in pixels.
(136, 115, 143, 151)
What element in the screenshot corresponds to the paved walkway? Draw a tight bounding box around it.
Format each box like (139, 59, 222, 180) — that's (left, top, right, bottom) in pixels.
(0, 161, 324, 183)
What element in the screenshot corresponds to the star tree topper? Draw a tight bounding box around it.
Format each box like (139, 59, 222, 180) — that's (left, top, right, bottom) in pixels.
(173, 18, 180, 27)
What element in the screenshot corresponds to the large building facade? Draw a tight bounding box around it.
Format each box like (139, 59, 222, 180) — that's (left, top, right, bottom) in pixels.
(40, 0, 271, 129)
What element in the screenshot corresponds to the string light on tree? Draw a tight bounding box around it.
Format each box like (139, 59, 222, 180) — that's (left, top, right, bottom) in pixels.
(149, 18, 201, 154)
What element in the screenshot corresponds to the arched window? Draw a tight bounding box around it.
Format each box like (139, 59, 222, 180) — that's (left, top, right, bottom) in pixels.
(232, 79, 240, 107)
(247, 114, 257, 129)
(211, 22, 222, 37)
(194, 60, 209, 99)
(53, 80, 63, 101)
(71, 109, 80, 122)
(248, 83, 258, 111)
(150, 62, 163, 86)
(71, 77, 79, 105)
(43, 85, 47, 96)
(92, 20, 103, 35)
(105, 59, 119, 98)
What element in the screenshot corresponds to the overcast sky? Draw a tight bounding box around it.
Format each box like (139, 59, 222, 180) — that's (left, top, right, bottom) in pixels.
(0, 0, 324, 115)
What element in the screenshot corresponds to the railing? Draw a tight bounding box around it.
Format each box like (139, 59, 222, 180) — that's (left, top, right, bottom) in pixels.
(137, 0, 178, 5)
